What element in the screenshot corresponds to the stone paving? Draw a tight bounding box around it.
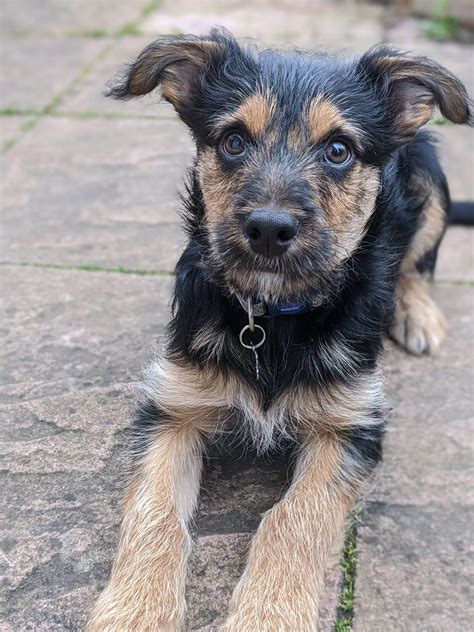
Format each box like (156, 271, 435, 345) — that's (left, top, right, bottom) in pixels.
(1, 1, 473, 631)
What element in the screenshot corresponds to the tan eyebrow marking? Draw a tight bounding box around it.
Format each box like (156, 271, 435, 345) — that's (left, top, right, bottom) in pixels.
(215, 91, 277, 138)
(305, 96, 363, 147)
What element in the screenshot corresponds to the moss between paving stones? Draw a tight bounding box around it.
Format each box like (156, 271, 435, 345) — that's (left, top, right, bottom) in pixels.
(334, 516, 359, 631)
(0, 0, 163, 155)
(0, 261, 174, 277)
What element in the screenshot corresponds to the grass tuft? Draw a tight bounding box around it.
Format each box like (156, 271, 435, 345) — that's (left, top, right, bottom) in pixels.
(421, 0, 472, 42)
(431, 117, 450, 126)
(116, 22, 143, 37)
(1, 138, 19, 154)
(71, 28, 108, 38)
(0, 107, 38, 116)
(334, 515, 359, 631)
(141, 0, 161, 19)
(116, 0, 161, 37)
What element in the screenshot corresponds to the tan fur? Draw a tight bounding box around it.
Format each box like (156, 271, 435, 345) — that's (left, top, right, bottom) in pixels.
(198, 91, 380, 303)
(373, 59, 436, 136)
(306, 96, 362, 146)
(157, 40, 222, 109)
(401, 187, 446, 273)
(213, 91, 277, 142)
(223, 433, 363, 631)
(392, 183, 447, 355)
(144, 356, 383, 452)
(319, 163, 380, 263)
(364, 51, 470, 131)
(285, 368, 385, 433)
(87, 414, 214, 632)
(205, 156, 380, 302)
(197, 147, 245, 223)
(231, 92, 277, 137)
(390, 273, 447, 355)
(198, 92, 277, 222)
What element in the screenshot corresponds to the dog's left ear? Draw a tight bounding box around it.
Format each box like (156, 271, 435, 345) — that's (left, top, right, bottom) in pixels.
(106, 29, 233, 114)
(358, 45, 473, 144)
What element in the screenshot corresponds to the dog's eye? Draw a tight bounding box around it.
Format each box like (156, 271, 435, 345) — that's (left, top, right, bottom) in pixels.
(324, 141, 351, 166)
(220, 132, 247, 158)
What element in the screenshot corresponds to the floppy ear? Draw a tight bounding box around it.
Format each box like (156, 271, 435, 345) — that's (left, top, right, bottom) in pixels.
(358, 45, 473, 144)
(106, 30, 231, 111)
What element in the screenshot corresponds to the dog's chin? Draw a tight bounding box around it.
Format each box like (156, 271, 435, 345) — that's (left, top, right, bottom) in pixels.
(209, 243, 333, 303)
(222, 267, 321, 304)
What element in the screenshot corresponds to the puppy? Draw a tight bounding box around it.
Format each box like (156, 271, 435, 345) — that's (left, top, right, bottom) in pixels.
(87, 29, 472, 631)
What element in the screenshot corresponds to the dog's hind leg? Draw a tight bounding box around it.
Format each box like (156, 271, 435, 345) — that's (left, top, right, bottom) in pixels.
(87, 359, 219, 632)
(390, 178, 448, 355)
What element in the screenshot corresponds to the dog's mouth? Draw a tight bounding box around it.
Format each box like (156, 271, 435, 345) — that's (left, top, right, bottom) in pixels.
(205, 216, 340, 303)
(209, 247, 328, 304)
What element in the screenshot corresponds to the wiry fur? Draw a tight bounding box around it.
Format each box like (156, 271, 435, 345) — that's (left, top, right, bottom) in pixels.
(87, 424, 205, 631)
(89, 29, 472, 631)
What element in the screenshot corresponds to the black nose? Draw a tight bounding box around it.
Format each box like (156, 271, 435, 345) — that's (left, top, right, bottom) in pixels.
(244, 208, 299, 258)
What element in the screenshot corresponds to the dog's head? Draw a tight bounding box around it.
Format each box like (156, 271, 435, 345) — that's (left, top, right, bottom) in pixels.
(109, 29, 471, 302)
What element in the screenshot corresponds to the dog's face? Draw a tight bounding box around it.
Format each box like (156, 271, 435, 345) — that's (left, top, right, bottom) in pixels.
(110, 30, 471, 302)
(194, 83, 382, 302)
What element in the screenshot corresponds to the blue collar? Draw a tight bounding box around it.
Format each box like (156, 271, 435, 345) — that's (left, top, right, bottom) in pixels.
(236, 295, 321, 319)
(262, 300, 318, 318)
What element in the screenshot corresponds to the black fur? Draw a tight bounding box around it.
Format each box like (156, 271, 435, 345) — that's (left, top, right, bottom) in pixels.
(169, 132, 445, 392)
(110, 30, 472, 470)
(132, 398, 168, 462)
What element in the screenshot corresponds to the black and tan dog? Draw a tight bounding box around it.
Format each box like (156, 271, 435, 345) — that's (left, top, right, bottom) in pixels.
(88, 29, 472, 631)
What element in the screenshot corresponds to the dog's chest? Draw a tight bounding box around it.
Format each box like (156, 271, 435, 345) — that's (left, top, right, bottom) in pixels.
(226, 391, 300, 452)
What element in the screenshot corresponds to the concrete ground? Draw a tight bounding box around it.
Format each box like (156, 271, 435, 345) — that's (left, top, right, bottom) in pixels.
(1, 1, 473, 630)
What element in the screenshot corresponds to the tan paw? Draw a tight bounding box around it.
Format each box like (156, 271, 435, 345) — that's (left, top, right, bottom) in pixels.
(390, 275, 447, 356)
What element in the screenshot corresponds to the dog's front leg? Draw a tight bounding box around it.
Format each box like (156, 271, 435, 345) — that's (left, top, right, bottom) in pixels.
(87, 413, 208, 632)
(224, 431, 374, 631)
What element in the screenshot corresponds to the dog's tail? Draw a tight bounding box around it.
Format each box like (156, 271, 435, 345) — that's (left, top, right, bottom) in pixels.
(449, 201, 474, 225)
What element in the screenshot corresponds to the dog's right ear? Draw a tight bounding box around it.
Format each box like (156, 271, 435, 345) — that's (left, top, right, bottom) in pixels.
(358, 45, 472, 145)
(106, 30, 232, 113)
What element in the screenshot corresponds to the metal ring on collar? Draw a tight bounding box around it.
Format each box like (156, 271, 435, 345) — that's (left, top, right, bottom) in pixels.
(239, 324, 266, 350)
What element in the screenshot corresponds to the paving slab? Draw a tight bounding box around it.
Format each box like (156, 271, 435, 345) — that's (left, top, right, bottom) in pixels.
(434, 126, 474, 282)
(0, 116, 28, 152)
(57, 36, 177, 118)
(141, 0, 384, 51)
(0, 38, 107, 111)
(1, 116, 193, 270)
(354, 502, 473, 632)
(0, 266, 173, 401)
(437, 227, 474, 282)
(354, 283, 474, 631)
(0, 0, 147, 35)
(434, 125, 474, 203)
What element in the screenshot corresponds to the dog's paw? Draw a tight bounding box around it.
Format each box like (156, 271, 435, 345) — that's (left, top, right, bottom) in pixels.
(87, 614, 181, 632)
(87, 594, 183, 632)
(390, 275, 447, 356)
